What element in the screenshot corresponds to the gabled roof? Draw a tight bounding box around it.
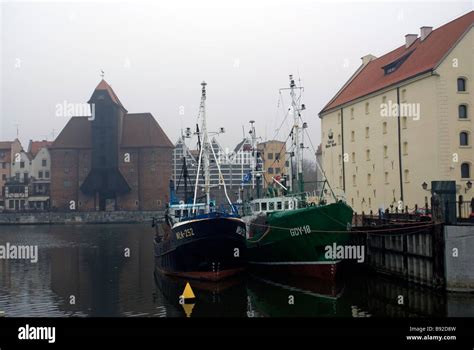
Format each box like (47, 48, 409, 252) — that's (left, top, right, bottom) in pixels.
(121, 113, 174, 148)
(28, 140, 53, 158)
(50, 113, 173, 149)
(320, 11, 474, 115)
(51, 79, 173, 150)
(50, 117, 91, 149)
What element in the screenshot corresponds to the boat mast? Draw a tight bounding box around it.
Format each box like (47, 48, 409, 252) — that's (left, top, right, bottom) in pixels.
(249, 120, 262, 199)
(200, 81, 211, 213)
(249, 120, 257, 190)
(289, 75, 305, 193)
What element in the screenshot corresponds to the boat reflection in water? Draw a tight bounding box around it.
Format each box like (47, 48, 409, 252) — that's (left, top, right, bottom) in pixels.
(153, 267, 247, 317)
(246, 272, 351, 317)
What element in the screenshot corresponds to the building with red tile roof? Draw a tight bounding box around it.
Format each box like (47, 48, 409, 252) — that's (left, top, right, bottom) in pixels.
(320, 11, 474, 114)
(319, 11, 473, 214)
(27, 140, 53, 158)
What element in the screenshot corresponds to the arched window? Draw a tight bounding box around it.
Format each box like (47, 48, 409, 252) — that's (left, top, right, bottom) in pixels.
(460, 131, 469, 146)
(461, 163, 470, 178)
(459, 104, 468, 119)
(457, 77, 466, 92)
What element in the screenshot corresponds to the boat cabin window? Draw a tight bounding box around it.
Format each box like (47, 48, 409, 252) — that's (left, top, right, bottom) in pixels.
(284, 201, 289, 209)
(182, 209, 189, 217)
(261, 202, 267, 211)
(253, 202, 260, 212)
(269, 202, 275, 211)
(174, 210, 181, 218)
(277, 201, 282, 210)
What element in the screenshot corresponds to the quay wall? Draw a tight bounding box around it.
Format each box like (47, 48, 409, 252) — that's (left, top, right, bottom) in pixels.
(444, 225, 474, 292)
(0, 211, 165, 225)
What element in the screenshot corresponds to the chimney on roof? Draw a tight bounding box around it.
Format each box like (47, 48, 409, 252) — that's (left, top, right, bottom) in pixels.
(420, 26, 432, 41)
(361, 54, 377, 66)
(405, 34, 417, 48)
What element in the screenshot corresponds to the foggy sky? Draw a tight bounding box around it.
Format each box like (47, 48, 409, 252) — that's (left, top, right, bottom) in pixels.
(1, 0, 471, 152)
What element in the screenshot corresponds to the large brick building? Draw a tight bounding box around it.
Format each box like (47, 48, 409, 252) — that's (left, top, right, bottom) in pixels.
(50, 79, 174, 211)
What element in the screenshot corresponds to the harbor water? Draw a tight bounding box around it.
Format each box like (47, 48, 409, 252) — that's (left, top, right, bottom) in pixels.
(0, 224, 472, 318)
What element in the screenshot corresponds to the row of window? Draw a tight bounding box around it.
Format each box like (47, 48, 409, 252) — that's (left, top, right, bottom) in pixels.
(344, 163, 471, 188)
(332, 106, 469, 143)
(337, 91, 409, 122)
(336, 77, 469, 124)
(340, 132, 471, 165)
(14, 159, 48, 168)
(267, 167, 282, 175)
(266, 153, 283, 161)
(38, 171, 50, 179)
(350, 173, 393, 187)
(12, 170, 50, 180)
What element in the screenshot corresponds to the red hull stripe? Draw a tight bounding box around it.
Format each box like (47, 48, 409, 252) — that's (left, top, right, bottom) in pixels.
(157, 267, 245, 282)
(250, 263, 338, 281)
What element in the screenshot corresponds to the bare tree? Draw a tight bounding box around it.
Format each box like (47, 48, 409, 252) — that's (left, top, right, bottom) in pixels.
(302, 158, 321, 193)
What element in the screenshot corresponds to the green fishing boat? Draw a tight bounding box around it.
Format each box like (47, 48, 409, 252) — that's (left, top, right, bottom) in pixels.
(242, 75, 354, 280)
(244, 198, 353, 280)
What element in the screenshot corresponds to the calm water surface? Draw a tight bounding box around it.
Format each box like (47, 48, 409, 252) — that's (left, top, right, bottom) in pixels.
(0, 224, 472, 317)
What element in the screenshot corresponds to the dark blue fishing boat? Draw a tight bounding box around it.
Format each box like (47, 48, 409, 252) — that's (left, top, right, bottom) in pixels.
(153, 82, 246, 281)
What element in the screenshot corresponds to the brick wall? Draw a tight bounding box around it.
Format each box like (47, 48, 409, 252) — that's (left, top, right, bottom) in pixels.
(120, 147, 172, 210)
(51, 146, 172, 211)
(50, 149, 83, 210)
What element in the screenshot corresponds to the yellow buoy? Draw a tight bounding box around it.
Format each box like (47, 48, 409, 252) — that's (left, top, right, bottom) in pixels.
(181, 282, 195, 299)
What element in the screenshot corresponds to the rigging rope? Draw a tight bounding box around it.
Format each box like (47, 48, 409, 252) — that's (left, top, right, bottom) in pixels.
(209, 137, 234, 208)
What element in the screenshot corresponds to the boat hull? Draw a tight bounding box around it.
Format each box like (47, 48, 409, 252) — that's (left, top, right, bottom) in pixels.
(249, 261, 339, 281)
(245, 201, 353, 280)
(155, 215, 247, 282)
